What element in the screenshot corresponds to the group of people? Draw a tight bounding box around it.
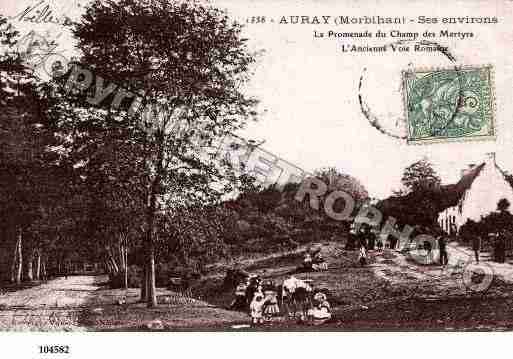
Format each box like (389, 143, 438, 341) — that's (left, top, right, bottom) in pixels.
(230, 274, 332, 325)
(492, 232, 508, 263)
(231, 276, 280, 323)
(301, 248, 328, 272)
(472, 231, 509, 263)
(355, 224, 452, 267)
(354, 225, 379, 266)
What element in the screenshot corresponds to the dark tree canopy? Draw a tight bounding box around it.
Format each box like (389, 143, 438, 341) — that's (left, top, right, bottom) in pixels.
(401, 157, 441, 193)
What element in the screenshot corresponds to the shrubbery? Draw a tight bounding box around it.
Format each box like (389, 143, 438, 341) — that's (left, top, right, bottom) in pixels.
(108, 175, 360, 289)
(108, 265, 142, 289)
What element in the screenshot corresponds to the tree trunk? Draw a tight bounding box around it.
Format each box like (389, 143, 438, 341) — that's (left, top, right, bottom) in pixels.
(123, 243, 128, 290)
(147, 243, 157, 308)
(118, 237, 126, 273)
(10, 239, 17, 283)
(107, 248, 119, 274)
(16, 229, 23, 285)
(26, 254, 34, 282)
(105, 260, 112, 274)
(143, 138, 164, 308)
(119, 238, 128, 289)
(109, 257, 119, 274)
(35, 250, 41, 281)
(41, 259, 47, 281)
(145, 191, 158, 308)
(140, 259, 148, 302)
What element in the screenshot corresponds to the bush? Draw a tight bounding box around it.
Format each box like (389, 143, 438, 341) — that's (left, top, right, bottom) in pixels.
(109, 265, 142, 289)
(222, 268, 249, 290)
(156, 263, 174, 287)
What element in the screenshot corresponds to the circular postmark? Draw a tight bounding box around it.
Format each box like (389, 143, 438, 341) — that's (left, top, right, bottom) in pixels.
(357, 39, 465, 141)
(16, 30, 70, 78)
(406, 234, 438, 265)
(462, 262, 494, 292)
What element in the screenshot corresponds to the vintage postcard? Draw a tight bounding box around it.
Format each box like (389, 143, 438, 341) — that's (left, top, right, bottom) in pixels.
(1, 0, 513, 356)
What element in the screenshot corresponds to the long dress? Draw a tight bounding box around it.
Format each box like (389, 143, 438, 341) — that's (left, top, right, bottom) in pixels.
(263, 290, 280, 316)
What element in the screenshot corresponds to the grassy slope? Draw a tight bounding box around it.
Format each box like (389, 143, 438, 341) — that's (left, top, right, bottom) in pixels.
(80, 240, 513, 331)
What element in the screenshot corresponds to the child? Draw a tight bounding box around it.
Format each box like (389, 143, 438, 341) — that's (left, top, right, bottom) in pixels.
(358, 245, 367, 266)
(262, 281, 280, 320)
(250, 293, 265, 324)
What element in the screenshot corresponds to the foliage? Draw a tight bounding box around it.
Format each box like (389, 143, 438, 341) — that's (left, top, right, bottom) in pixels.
(401, 157, 441, 193)
(377, 158, 445, 229)
(109, 265, 143, 289)
(460, 198, 513, 240)
(314, 167, 369, 207)
(497, 198, 510, 213)
(71, 0, 260, 305)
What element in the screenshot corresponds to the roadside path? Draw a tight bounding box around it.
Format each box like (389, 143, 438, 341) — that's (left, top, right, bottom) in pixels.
(0, 275, 105, 331)
(370, 242, 513, 297)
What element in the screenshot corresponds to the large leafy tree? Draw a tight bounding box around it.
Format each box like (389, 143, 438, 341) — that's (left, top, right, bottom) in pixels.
(401, 157, 441, 193)
(72, 0, 258, 306)
(378, 159, 443, 229)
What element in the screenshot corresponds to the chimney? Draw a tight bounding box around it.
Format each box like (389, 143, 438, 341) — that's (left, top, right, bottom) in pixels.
(485, 152, 496, 166)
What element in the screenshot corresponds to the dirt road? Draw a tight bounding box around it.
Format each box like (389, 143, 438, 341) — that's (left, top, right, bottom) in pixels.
(0, 275, 105, 331)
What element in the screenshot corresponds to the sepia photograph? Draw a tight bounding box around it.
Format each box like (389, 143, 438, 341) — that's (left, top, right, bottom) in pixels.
(0, 1, 513, 352)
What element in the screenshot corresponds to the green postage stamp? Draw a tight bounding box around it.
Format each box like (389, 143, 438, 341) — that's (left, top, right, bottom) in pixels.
(403, 66, 495, 144)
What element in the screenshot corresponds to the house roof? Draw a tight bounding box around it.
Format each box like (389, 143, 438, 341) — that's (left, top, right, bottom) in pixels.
(437, 162, 485, 211)
(376, 162, 486, 223)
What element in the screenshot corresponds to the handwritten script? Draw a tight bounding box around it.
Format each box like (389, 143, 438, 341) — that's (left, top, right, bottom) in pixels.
(9, 1, 72, 26)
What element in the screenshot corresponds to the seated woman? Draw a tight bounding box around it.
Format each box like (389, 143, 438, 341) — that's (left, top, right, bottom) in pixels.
(308, 292, 331, 321)
(302, 252, 313, 271)
(312, 250, 324, 264)
(230, 279, 249, 310)
(312, 251, 328, 271)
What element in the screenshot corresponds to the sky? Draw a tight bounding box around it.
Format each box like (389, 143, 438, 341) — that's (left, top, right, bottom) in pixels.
(2, 0, 513, 199)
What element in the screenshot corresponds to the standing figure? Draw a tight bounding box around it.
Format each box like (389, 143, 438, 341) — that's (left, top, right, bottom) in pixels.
(472, 235, 482, 263)
(438, 236, 448, 266)
(376, 239, 383, 252)
(367, 228, 376, 250)
(423, 240, 433, 265)
(250, 293, 265, 325)
(245, 276, 261, 308)
(497, 232, 506, 263)
(358, 245, 367, 266)
(357, 225, 367, 250)
(262, 281, 280, 320)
